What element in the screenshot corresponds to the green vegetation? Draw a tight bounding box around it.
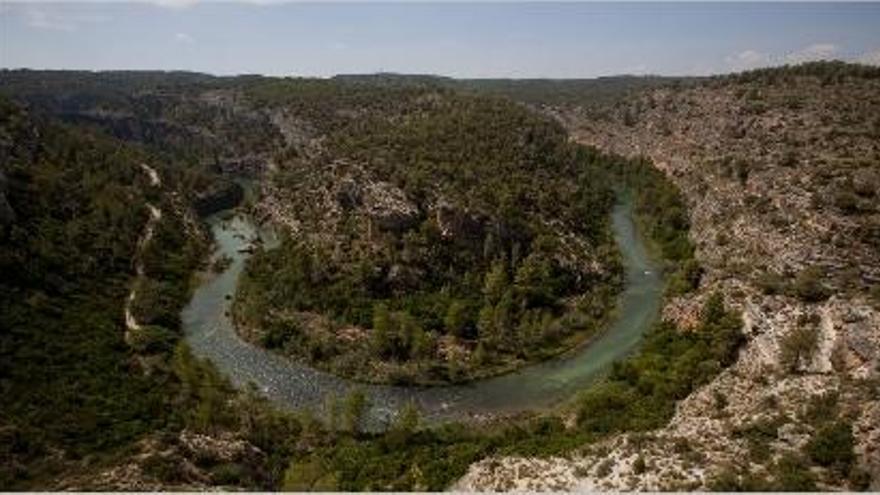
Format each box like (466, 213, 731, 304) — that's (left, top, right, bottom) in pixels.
(0, 99, 206, 487)
(733, 416, 784, 463)
(576, 292, 742, 434)
(612, 157, 701, 295)
(800, 394, 870, 489)
(756, 266, 832, 304)
(0, 71, 756, 491)
(780, 318, 820, 373)
(711, 391, 868, 491)
(791, 266, 831, 303)
(710, 453, 819, 491)
(0, 69, 279, 165)
(807, 421, 856, 476)
(727, 60, 880, 86)
(234, 90, 624, 384)
(257, 293, 742, 491)
(288, 72, 696, 116)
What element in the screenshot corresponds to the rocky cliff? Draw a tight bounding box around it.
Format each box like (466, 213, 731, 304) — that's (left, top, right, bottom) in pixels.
(458, 62, 880, 491)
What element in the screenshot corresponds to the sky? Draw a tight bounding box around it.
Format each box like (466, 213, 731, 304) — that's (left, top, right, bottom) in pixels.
(2, 2, 880, 78)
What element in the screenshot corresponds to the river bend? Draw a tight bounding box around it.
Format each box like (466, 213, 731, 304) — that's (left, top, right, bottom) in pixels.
(181, 196, 662, 424)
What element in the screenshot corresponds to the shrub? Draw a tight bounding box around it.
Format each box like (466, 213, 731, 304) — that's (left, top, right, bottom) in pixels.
(283, 458, 338, 491)
(772, 454, 817, 491)
(780, 324, 819, 373)
(261, 321, 298, 349)
(806, 421, 856, 475)
(733, 416, 782, 463)
(756, 271, 787, 295)
(577, 295, 743, 436)
(633, 455, 647, 475)
(210, 462, 249, 485)
(790, 267, 830, 303)
(833, 190, 860, 215)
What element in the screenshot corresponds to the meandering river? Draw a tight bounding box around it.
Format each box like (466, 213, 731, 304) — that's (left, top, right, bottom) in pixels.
(181, 195, 663, 425)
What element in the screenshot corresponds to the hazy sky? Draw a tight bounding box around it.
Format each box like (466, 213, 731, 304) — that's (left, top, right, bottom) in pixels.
(2, 2, 880, 78)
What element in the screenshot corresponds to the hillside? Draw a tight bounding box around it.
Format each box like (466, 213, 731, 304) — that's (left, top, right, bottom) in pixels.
(459, 62, 880, 490)
(2, 65, 877, 491)
(235, 81, 624, 384)
(0, 71, 647, 490)
(0, 97, 213, 488)
(328, 72, 694, 110)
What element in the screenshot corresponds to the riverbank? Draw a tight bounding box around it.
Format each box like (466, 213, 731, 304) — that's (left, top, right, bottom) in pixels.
(231, 249, 623, 387)
(180, 192, 663, 424)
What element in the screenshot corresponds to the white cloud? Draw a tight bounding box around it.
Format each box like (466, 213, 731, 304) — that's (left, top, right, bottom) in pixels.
(23, 8, 108, 32)
(174, 32, 195, 44)
(150, 0, 200, 10)
(786, 43, 839, 63)
(725, 49, 771, 70)
(857, 49, 880, 66)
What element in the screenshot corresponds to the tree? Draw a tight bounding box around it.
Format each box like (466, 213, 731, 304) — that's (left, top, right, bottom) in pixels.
(283, 458, 338, 491)
(410, 326, 436, 360)
(476, 304, 496, 343)
(325, 394, 342, 436)
(444, 300, 469, 337)
(780, 324, 818, 373)
(386, 401, 421, 447)
(344, 389, 369, 434)
(514, 253, 554, 307)
(395, 311, 420, 361)
(482, 258, 508, 304)
(806, 421, 855, 475)
(670, 259, 702, 294)
(772, 454, 817, 491)
(700, 292, 726, 325)
(371, 303, 392, 357)
(494, 289, 515, 339)
(473, 342, 488, 365)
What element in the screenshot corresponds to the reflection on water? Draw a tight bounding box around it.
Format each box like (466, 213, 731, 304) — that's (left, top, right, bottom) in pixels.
(181, 196, 663, 425)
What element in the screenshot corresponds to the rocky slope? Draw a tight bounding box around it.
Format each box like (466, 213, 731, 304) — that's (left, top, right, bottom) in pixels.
(457, 62, 880, 490)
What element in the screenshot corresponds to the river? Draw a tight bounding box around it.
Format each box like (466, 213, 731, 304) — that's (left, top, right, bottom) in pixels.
(181, 195, 663, 426)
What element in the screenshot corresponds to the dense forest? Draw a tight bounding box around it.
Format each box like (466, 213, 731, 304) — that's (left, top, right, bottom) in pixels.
(234, 85, 624, 384)
(0, 97, 208, 487)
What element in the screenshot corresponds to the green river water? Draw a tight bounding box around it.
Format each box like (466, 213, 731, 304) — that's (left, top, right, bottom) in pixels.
(181, 195, 663, 424)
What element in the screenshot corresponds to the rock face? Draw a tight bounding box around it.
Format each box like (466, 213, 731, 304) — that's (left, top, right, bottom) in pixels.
(571, 73, 880, 295)
(457, 65, 880, 491)
(258, 159, 422, 246)
(56, 430, 265, 491)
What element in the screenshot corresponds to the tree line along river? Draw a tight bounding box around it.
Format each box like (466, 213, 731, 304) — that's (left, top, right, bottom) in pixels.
(180, 194, 663, 427)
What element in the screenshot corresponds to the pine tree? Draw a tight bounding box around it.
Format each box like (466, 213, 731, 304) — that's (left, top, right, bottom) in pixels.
(343, 389, 368, 434)
(371, 302, 392, 357)
(444, 300, 469, 337)
(477, 304, 496, 343)
(483, 257, 508, 305)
